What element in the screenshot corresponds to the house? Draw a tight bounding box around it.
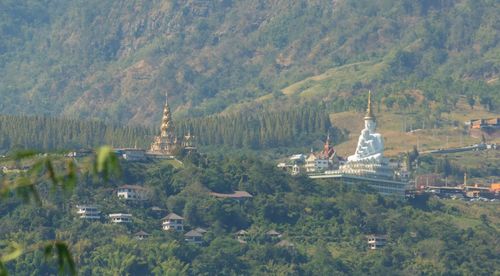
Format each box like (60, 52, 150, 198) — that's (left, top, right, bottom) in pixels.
(235, 229, 248, 243)
(109, 213, 132, 223)
(134, 231, 150, 240)
(117, 185, 149, 200)
(209, 191, 253, 201)
(266, 230, 282, 239)
(76, 205, 101, 219)
(184, 230, 204, 244)
(367, 234, 387, 250)
(162, 213, 184, 231)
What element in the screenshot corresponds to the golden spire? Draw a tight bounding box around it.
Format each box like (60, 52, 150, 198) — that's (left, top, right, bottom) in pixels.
(160, 91, 174, 137)
(364, 90, 375, 121)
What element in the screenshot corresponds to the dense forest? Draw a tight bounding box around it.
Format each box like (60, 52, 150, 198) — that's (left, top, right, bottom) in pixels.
(0, 0, 499, 123)
(0, 153, 498, 275)
(0, 106, 337, 152)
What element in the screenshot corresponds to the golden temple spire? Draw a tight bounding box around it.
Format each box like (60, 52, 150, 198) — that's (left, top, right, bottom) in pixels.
(160, 91, 174, 137)
(364, 90, 375, 121)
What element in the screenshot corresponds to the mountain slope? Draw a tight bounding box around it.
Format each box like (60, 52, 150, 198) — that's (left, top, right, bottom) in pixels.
(0, 0, 499, 124)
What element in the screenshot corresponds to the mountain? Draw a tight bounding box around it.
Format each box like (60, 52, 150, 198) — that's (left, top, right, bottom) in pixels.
(0, 0, 499, 125)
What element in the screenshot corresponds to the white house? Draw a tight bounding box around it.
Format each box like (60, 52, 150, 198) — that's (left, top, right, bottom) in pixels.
(367, 234, 387, 250)
(117, 185, 149, 200)
(76, 205, 101, 219)
(162, 213, 184, 231)
(109, 213, 132, 223)
(304, 153, 330, 173)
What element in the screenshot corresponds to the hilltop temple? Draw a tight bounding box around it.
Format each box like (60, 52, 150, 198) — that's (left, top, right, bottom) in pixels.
(336, 91, 394, 179)
(309, 91, 409, 195)
(148, 92, 196, 157)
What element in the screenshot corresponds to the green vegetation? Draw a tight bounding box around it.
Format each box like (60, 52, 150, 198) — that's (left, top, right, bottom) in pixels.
(0, 0, 499, 123)
(1, 152, 498, 275)
(0, 106, 338, 152)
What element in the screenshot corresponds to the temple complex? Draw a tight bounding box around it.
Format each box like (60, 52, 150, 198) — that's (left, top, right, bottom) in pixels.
(146, 92, 198, 157)
(309, 91, 409, 195)
(337, 91, 393, 179)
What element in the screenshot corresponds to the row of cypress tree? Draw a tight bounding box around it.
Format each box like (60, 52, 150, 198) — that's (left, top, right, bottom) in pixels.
(0, 106, 338, 152)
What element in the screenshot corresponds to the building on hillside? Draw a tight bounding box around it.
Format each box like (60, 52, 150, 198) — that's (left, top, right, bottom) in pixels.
(184, 230, 204, 244)
(109, 213, 132, 223)
(491, 183, 500, 194)
(367, 234, 387, 250)
(304, 133, 338, 173)
(147, 92, 197, 158)
(468, 118, 500, 139)
(134, 231, 150, 240)
(309, 92, 409, 196)
(235, 229, 249, 243)
(117, 185, 149, 200)
(266, 230, 282, 239)
(209, 191, 253, 201)
(182, 131, 197, 153)
(162, 213, 184, 231)
(76, 205, 101, 220)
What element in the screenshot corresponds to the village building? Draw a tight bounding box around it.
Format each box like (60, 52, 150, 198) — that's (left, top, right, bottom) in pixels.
(235, 229, 249, 243)
(134, 231, 150, 240)
(209, 191, 253, 201)
(162, 213, 184, 231)
(367, 234, 387, 250)
(266, 230, 282, 239)
(76, 205, 101, 220)
(304, 134, 337, 173)
(468, 118, 500, 139)
(117, 185, 149, 200)
(109, 213, 132, 223)
(184, 230, 204, 244)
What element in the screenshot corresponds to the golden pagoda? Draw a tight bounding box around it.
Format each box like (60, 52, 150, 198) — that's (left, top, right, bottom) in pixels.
(149, 92, 180, 156)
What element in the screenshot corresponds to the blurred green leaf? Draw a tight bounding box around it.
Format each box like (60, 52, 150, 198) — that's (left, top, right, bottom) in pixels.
(94, 146, 121, 181)
(44, 241, 76, 276)
(0, 242, 23, 263)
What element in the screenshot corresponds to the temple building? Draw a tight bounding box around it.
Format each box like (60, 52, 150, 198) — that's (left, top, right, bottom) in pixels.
(148, 92, 181, 157)
(147, 92, 196, 158)
(304, 133, 338, 173)
(310, 92, 409, 195)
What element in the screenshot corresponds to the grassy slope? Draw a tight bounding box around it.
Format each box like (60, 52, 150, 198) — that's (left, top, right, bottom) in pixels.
(330, 101, 499, 158)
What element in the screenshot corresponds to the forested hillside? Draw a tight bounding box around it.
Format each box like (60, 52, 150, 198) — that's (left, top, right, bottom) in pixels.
(0, 0, 499, 124)
(0, 154, 498, 275)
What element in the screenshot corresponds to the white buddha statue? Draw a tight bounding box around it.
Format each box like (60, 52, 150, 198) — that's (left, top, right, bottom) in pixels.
(347, 91, 384, 162)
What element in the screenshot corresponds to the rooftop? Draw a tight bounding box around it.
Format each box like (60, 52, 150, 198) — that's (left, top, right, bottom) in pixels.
(162, 213, 184, 220)
(184, 230, 204, 237)
(209, 191, 253, 199)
